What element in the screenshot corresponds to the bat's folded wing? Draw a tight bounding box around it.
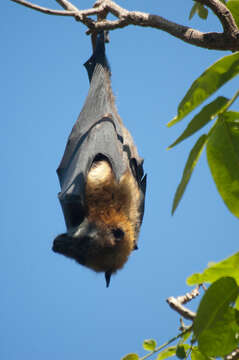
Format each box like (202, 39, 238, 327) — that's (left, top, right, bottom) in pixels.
(57, 116, 128, 229)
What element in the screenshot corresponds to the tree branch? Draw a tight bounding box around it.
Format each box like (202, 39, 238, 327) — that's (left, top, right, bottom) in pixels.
(10, 0, 76, 16)
(87, 14, 239, 51)
(166, 286, 202, 321)
(166, 297, 196, 321)
(197, 0, 238, 35)
(55, 0, 78, 12)
(225, 348, 239, 360)
(10, 0, 239, 52)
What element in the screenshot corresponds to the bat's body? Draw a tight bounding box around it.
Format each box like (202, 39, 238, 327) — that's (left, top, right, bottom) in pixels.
(53, 32, 146, 286)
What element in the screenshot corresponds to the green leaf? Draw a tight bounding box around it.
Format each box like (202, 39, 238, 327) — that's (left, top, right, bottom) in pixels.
(194, 277, 238, 336)
(187, 252, 239, 285)
(198, 307, 239, 356)
(206, 112, 239, 218)
(168, 52, 239, 127)
(227, 0, 239, 27)
(194, 277, 239, 357)
(224, 110, 239, 122)
(172, 134, 207, 214)
(121, 354, 139, 360)
(180, 329, 192, 343)
(168, 96, 229, 148)
(235, 295, 239, 310)
(198, 4, 208, 19)
(235, 308, 239, 325)
(176, 344, 190, 359)
(143, 339, 157, 351)
(191, 346, 214, 360)
(189, 3, 198, 20)
(156, 346, 176, 360)
(189, 2, 208, 20)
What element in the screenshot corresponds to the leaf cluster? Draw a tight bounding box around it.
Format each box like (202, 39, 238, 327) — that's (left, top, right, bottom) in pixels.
(122, 253, 239, 360)
(166, 1, 239, 218)
(122, 3, 239, 359)
(188, 253, 239, 358)
(168, 51, 239, 217)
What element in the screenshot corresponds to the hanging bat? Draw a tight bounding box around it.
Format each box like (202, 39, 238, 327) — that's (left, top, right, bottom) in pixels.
(52, 32, 146, 287)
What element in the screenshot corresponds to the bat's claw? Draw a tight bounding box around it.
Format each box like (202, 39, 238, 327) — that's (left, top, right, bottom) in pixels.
(105, 270, 112, 288)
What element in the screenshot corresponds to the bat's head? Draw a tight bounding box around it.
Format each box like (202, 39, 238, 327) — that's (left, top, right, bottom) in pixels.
(52, 218, 135, 287)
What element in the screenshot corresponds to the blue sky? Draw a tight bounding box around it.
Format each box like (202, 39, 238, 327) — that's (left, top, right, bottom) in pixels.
(2, 1, 239, 359)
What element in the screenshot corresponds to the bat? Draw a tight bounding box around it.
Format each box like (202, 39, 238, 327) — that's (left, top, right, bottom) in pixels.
(52, 32, 146, 287)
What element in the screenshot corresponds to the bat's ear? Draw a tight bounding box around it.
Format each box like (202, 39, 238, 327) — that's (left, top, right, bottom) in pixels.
(105, 270, 112, 288)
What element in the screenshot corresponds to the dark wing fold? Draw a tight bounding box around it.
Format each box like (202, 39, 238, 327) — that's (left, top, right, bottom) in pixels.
(57, 33, 127, 229)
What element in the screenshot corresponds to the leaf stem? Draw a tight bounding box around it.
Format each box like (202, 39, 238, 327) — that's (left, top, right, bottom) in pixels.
(207, 90, 239, 138)
(139, 326, 193, 360)
(185, 346, 193, 360)
(220, 89, 239, 114)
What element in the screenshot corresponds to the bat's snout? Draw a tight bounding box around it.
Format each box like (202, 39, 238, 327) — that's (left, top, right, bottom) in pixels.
(52, 234, 72, 254)
(52, 232, 89, 266)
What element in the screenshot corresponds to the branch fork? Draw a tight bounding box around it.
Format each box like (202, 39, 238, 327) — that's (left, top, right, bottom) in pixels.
(166, 285, 203, 321)
(10, 0, 239, 51)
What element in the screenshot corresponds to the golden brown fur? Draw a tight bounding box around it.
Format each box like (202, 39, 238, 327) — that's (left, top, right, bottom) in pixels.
(84, 160, 140, 273)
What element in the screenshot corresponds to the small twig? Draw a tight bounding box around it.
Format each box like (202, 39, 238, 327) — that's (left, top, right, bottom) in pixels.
(166, 286, 202, 321)
(55, 0, 78, 12)
(175, 285, 200, 305)
(179, 318, 189, 332)
(167, 297, 196, 321)
(10, 0, 76, 16)
(225, 348, 239, 360)
(10, 0, 100, 28)
(139, 326, 193, 360)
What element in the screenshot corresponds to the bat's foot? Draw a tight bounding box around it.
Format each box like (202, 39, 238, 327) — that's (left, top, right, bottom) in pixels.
(105, 270, 112, 288)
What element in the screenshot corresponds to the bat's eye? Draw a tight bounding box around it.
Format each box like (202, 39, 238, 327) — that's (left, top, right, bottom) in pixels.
(112, 228, 124, 241)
